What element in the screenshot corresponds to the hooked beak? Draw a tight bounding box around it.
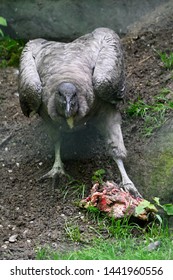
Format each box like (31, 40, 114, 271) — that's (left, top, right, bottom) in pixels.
(65, 100, 71, 118)
(65, 101, 74, 129)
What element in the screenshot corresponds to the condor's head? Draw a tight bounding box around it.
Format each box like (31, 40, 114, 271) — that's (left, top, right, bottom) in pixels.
(55, 82, 78, 117)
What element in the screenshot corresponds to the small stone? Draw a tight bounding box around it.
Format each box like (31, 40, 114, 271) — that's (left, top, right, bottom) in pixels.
(60, 213, 65, 217)
(56, 206, 61, 211)
(23, 229, 29, 238)
(147, 240, 161, 251)
(1, 244, 8, 249)
(9, 234, 18, 243)
(16, 162, 20, 167)
(52, 242, 58, 249)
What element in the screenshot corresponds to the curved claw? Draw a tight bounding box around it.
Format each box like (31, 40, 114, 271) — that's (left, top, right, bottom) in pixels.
(38, 167, 66, 184)
(122, 182, 142, 198)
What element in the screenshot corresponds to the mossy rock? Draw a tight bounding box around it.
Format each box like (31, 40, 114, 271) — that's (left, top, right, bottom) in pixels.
(127, 118, 173, 203)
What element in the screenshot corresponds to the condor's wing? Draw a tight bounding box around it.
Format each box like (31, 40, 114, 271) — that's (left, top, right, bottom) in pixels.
(92, 28, 125, 104)
(18, 39, 43, 117)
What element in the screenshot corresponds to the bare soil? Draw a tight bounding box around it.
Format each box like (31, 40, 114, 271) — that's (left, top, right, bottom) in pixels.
(1, 26, 173, 259)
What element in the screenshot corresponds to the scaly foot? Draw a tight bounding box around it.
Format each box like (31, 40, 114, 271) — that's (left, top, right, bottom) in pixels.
(39, 167, 65, 181)
(121, 181, 142, 198)
(39, 166, 66, 189)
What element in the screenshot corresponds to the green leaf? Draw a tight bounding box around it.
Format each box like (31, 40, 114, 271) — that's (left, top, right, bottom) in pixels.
(135, 204, 146, 216)
(155, 214, 163, 224)
(0, 29, 4, 37)
(92, 169, 106, 183)
(135, 199, 157, 216)
(0, 17, 7, 26)
(153, 197, 161, 206)
(153, 197, 173, 216)
(162, 204, 173, 216)
(93, 169, 105, 176)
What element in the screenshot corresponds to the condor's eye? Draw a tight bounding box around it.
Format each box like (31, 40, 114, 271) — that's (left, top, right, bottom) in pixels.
(58, 90, 63, 97)
(57, 91, 64, 100)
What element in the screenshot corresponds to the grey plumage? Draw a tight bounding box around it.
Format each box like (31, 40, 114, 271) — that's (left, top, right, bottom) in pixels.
(18, 27, 141, 197)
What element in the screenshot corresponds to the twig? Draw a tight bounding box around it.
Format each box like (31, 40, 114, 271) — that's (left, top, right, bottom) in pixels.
(138, 55, 152, 65)
(0, 134, 13, 148)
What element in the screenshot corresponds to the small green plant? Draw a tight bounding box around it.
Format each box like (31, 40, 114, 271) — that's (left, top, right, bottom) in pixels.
(62, 180, 86, 202)
(64, 222, 81, 242)
(36, 247, 53, 260)
(83, 204, 104, 227)
(135, 197, 173, 225)
(92, 169, 106, 183)
(0, 37, 24, 67)
(86, 205, 101, 215)
(104, 216, 142, 238)
(158, 51, 173, 70)
(0, 16, 24, 67)
(127, 99, 150, 118)
(0, 16, 7, 37)
(153, 197, 173, 216)
(127, 89, 173, 136)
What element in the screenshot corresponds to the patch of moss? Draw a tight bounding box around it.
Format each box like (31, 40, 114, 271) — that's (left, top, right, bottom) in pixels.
(0, 37, 24, 67)
(147, 151, 173, 200)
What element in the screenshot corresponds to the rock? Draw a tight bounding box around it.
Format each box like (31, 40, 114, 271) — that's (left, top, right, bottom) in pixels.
(128, 1, 173, 35)
(1, 244, 8, 249)
(0, 0, 169, 40)
(9, 234, 18, 243)
(127, 118, 173, 203)
(22, 229, 29, 238)
(146, 240, 161, 251)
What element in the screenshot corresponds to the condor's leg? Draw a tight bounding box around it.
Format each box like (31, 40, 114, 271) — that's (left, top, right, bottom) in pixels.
(97, 110, 142, 198)
(40, 139, 65, 180)
(39, 110, 65, 181)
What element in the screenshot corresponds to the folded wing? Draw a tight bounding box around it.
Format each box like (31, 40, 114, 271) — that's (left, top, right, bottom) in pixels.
(92, 28, 125, 104)
(18, 41, 42, 117)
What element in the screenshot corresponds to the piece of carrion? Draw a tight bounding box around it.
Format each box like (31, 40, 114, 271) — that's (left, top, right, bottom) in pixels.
(80, 181, 157, 221)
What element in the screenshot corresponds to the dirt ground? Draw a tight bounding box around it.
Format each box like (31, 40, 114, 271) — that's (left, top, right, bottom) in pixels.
(1, 26, 173, 259)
